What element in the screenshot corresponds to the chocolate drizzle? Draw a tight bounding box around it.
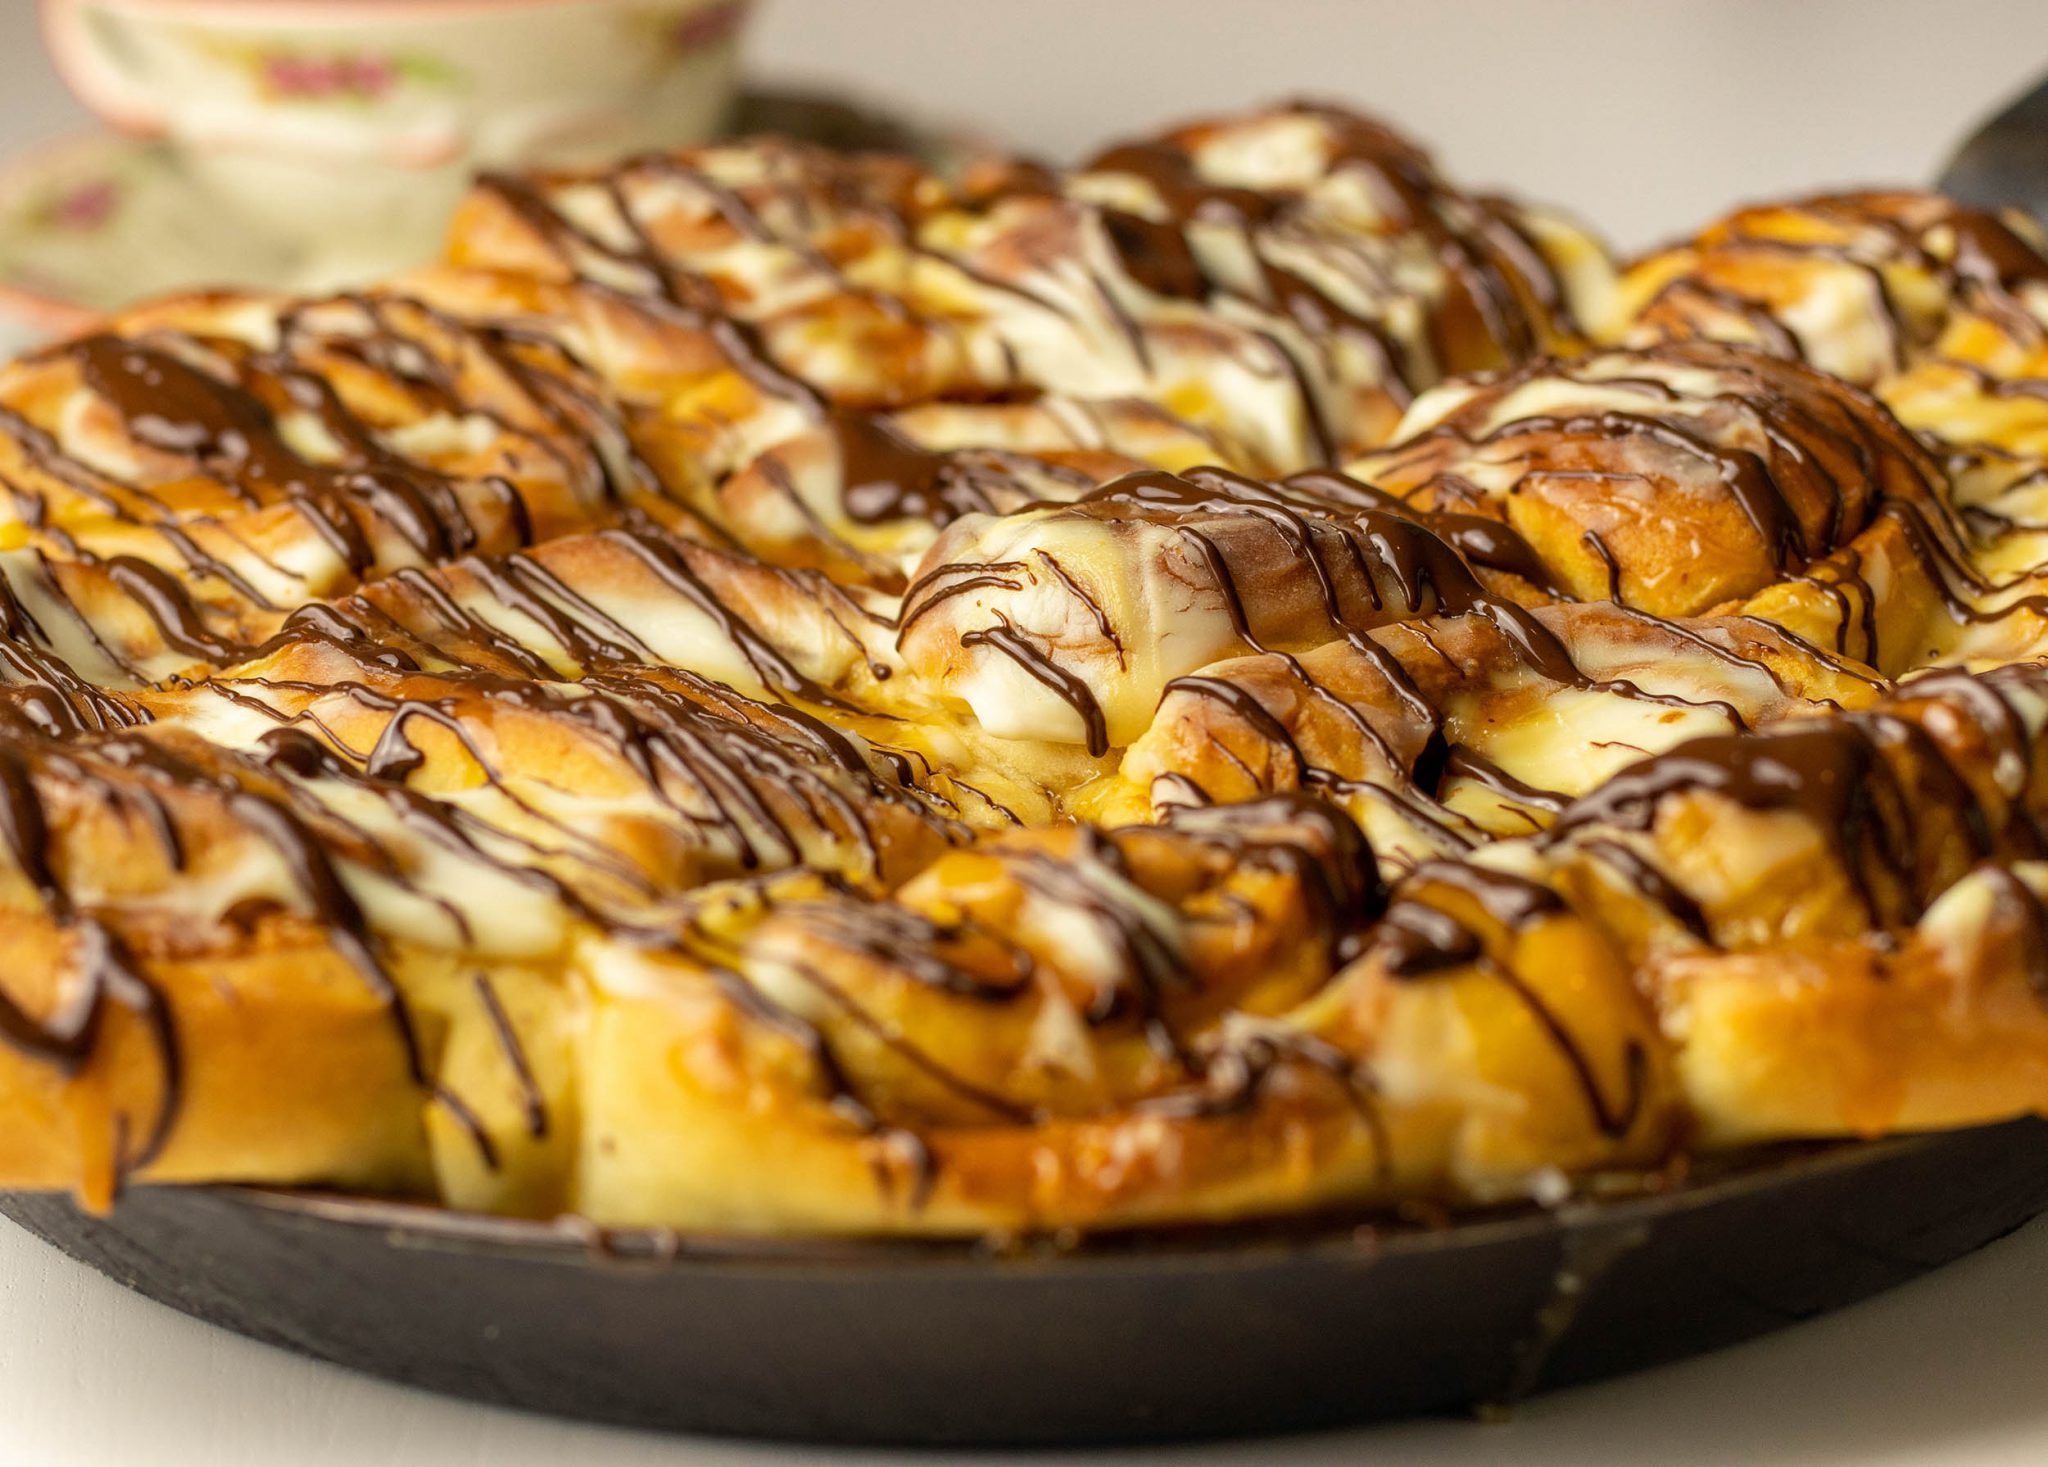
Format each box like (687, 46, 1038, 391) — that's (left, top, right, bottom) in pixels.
(1083, 102, 1572, 378)
(1632, 191, 2048, 377)
(821, 410, 1074, 530)
(0, 731, 180, 1181)
(959, 618, 1111, 757)
(67, 333, 494, 575)
(1357, 340, 1952, 617)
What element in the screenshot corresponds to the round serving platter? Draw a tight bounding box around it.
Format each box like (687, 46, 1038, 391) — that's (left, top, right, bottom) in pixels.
(5, 1117, 2048, 1447)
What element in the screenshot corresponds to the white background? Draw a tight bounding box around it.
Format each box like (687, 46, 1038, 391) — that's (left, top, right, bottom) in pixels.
(5, 2, 2048, 1464)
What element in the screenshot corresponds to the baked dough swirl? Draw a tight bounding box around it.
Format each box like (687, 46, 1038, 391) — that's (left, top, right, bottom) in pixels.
(0, 104, 2046, 1235)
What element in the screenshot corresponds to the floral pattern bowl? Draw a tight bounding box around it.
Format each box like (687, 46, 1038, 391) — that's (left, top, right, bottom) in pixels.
(39, 0, 755, 278)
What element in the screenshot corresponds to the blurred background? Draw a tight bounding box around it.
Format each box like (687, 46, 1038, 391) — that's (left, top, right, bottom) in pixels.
(6, 0, 2048, 250)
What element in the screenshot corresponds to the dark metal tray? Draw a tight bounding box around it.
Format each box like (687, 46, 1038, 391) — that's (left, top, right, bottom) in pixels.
(5, 1117, 2047, 1446)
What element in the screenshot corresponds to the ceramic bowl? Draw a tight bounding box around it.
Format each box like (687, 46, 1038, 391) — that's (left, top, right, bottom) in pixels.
(40, 0, 755, 278)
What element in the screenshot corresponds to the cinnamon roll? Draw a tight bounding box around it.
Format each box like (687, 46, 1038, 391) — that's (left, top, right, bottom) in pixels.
(1612, 192, 2048, 384)
(1347, 341, 1951, 617)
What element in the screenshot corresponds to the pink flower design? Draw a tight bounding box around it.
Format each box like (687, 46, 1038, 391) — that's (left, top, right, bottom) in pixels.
(667, 1, 748, 54)
(259, 52, 401, 101)
(47, 180, 118, 232)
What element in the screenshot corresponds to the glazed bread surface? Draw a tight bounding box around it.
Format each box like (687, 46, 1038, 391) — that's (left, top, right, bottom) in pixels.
(4, 105, 2048, 1236)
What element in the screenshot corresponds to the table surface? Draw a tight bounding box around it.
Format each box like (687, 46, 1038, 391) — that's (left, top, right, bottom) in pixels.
(6, 2, 2048, 1463)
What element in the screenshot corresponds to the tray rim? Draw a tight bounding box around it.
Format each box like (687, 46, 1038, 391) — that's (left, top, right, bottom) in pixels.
(141, 1125, 1994, 1274)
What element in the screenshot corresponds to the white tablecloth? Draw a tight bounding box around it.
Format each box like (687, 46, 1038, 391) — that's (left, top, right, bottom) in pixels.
(5, 2, 2048, 1462)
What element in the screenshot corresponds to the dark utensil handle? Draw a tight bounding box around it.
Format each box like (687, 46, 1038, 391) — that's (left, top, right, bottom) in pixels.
(1941, 74, 2048, 215)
